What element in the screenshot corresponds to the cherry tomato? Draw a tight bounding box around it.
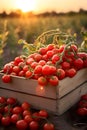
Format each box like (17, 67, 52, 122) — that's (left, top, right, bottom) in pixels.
(26, 58, 34, 65)
(42, 65, 51, 76)
(61, 61, 70, 70)
(67, 68, 77, 78)
(18, 70, 25, 77)
(14, 56, 24, 66)
(1, 116, 11, 126)
(31, 62, 38, 69)
(56, 68, 65, 80)
(3, 63, 13, 74)
(12, 66, 21, 74)
(38, 76, 47, 86)
(11, 114, 19, 124)
(24, 115, 33, 123)
(74, 58, 83, 70)
(81, 94, 87, 101)
(25, 70, 32, 78)
(43, 123, 55, 130)
(70, 44, 78, 52)
(47, 44, 55, 51)
(21, 102, 31, 110)
(49, 66, 57, 75)
(23, 110, 31, 117)
(29, 121, 39, 130)
(34, 53, 42, 62)
(38, 60, 46, 66)
(34, 65, 42, 75)
(4, 105, 13, 113)
(0, 96, 6, 103)
(12, 106, 23, 114)
(77, 107, 87, 116)
(39, 47, 47, 55)
(46, 50, 54, 59)
(52, 54, 60, 64)
(16, 119, 28, 130)
(39, 110, 48, 118)
(7, 97, 17, 105)
(2, 74, 11, 83)
(49, 76, 59, 86)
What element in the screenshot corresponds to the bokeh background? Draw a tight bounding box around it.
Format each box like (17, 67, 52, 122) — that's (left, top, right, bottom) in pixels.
(0, 0, 87, 68)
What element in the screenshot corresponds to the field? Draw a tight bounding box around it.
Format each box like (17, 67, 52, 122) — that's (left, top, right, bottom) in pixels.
(0, 13, 87, 68)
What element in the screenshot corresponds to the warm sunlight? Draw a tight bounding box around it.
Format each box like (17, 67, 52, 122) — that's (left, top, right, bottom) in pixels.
(15, 0, 36, 12)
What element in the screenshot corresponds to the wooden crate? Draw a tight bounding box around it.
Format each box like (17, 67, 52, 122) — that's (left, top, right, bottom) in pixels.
(0, 68, 87, 115)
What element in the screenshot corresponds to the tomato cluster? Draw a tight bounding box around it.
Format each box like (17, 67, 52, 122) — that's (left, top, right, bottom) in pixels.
(76, 94, 87, 116)
(0, 96, 55, 130)
(1, 43, 87, 87)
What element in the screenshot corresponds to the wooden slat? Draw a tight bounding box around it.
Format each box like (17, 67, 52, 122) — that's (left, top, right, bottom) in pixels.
(57, 82, 87, 115)
(0, 88, 57, 112)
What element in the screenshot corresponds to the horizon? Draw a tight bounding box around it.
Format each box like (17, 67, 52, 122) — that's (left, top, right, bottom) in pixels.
(0, 0, 87, 14)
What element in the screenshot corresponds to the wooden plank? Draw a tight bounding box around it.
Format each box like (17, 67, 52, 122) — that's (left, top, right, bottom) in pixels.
(0, 74, 57, 99)
(0, 88, 57, 112)
(58, 68, 87, 98)
(57, 82, 87, 115)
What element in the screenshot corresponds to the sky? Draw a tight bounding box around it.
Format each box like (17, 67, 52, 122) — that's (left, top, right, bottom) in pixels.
(0, 0, 87, 14)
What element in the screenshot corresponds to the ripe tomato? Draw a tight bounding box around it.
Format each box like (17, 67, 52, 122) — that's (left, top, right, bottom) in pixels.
(38, 60, 46, 66)
(23, 65, 29, 73)
(29, 121, 39, 130)
(3, 63, 13, 74)
(18, 70, 25, 77)
(11, 114, 19, 124)
(26, 58, 34, 65)
(34, 53, 42, 62)
(2, 74, 11, 83)
(34, 65, 42, 75)
(77, 107, 87, 116)
(70, 44, 78, 52)
(31, 62, 38, 69)
(74, 58, 84, 70)
(12, 106, 23, 114)
(21, 102, 31, 110)
(57, 68, 65, 80)
(43, 123, 55, 130)
(39, 47, 47, 55)
(14, 56, 24, 66)
(52, 54, 60, 64)
(4, 105, 13, 113)
(16, 119, 28, 130)
(42, 65, 51, 76)
(39, 110, 48, 118)
(46, 50, 54, 59)
(47, 44, 55, 51)
(0, 96, 6, 103)
(67, 68, 77, 78)
(61, 61, 71, 70)
(50, 66, 57, 75)
(1, 116, 11, 126)
(7, 97, 17, 105)
(25, 70, 32, 78)
(24, 115, 33, 123)
(81, 94, 87, 101)
(49, 76, 59, 86)
(38, 76, 47, 86)
(23, 110, 31, 117)
(12, 66, 21, 74)
(32, 112, 40, 121)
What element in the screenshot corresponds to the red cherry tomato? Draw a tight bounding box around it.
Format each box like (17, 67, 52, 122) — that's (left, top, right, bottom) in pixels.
(24, 115, 33, 123)
(49, 76, 59, 86)
(29, 120, 39, 130)
(12, 106, 23, 114)
(43, 123, 55, 130)
(16, 119, 28, 130)
(77, 107, 87, 116)
(1, 116, 11, 126)
(67, 68, 77, 78)
(74, 58, 83, 70)
(38, 76, 47, 86)
(11, 114, 19, 124)
(7, 97, 17, 105)
(2, 74, 11, 83)
(57, 68, 65, 80)
(39, 110, 48, 118)
(21, 102, 31, 110)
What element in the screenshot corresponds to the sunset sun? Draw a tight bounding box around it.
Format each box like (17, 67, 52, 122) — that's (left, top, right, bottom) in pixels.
(15, 0, 36, 12)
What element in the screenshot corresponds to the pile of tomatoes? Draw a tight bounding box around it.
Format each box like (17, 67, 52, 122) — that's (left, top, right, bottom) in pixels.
(0, 96, 55, 130)
(1, 43, 87, 87)
(76, 94, 87, 116)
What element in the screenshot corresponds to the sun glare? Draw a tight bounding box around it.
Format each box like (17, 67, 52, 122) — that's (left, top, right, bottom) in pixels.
(15, 0, 36, 12)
